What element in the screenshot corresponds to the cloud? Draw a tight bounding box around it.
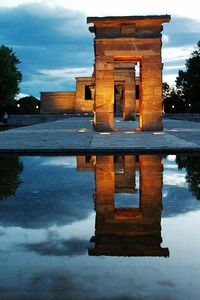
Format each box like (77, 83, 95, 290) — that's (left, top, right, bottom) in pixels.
(163, 74, 178, 85)
(2, 0, 200, 21)
(162, 16, 200, 84)
(0, 3, 200, 93)
(15, 93, 29, 100)
(164, 65, 185, 70)
(0, 4, 93, 96)
(163, 46, 194, 63)
(39, 67, 93, 79)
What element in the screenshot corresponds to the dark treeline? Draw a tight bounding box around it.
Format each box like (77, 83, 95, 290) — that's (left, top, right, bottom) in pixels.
(163, 41, 200, 113)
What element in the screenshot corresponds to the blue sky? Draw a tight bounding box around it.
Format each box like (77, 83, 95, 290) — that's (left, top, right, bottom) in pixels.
(0, 0, 200, 98)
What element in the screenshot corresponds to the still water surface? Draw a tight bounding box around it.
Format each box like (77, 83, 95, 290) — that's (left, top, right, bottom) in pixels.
(0, 154, 200, 300)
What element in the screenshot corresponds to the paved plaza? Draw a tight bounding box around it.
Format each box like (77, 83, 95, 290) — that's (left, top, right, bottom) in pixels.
(0, 117, 200, 154)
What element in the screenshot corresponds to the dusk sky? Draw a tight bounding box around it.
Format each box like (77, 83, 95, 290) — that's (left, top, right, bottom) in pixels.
(0, 0, 200, 99)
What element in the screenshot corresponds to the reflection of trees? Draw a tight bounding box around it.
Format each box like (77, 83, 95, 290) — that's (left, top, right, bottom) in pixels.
(176, 155, 200, 200)
(0, 156, 23, 200)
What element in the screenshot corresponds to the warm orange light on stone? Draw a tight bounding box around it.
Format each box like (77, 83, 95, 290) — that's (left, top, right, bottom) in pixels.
(88, 154, 169, 257)
(88, 15, 171, 131)
(75, 77, 95, 113)
(40, 92, 75, 114)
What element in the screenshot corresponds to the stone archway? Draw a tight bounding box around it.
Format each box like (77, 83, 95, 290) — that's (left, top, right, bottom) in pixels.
(87, 15, 171, 131)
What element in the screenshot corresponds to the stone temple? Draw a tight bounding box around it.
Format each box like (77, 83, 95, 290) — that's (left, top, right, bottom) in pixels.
(41, 15, 171, 131)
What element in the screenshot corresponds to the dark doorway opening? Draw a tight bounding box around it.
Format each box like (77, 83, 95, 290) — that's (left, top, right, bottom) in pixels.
(85, 85, 92, 100)
(114, 83, 124, 116)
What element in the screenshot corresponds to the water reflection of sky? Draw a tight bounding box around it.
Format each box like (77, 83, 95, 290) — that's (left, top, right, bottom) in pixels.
(0, 155, 200, 299)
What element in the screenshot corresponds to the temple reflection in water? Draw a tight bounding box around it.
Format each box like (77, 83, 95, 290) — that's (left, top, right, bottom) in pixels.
(77, 155, 169, 257)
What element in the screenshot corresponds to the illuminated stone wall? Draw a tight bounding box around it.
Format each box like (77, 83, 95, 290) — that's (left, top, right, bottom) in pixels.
(40, 92, 75, 114)
(114, 62, 136, 120)
(88, 15, 170, 131)
(75, 77, 95, 113)
(76, 155, 95, 171)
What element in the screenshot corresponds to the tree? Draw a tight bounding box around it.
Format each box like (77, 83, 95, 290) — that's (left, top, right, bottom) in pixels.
(176, 155, 200, 200)
(0, 45, 22, 112)
(0, 156, 23, 201)
(16, 96, 40, 114)
(176, 41, 200, 113)
(163, 82, 185, 113)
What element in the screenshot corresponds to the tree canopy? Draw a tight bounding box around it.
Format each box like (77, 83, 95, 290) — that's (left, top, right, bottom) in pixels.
(0, 156, 23, 201)
(163, 41, 200, 113)
(176, 41, 200, 112)
(176, 155, 200, 200)
(0, 45, 22, 112)
(16, 96, 40, 114)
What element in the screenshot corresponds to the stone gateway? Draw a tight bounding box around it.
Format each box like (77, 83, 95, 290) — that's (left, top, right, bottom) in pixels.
(41, 14, 171, 131)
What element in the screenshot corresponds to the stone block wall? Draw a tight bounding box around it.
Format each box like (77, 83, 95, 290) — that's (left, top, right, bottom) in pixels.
(75, 77, 95, 113)
(40, 92, 75, 114)
(89, 154, 169, 257)
(114, 62, 136, 120)
(88, 15, 170, 131)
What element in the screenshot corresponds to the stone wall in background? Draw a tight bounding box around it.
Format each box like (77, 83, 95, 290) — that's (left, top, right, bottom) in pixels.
(40, 92, 75, 114)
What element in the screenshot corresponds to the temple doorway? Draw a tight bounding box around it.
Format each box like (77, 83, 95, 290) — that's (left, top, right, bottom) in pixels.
(114, 83, 124, 116)
(87, 15, 171, 131)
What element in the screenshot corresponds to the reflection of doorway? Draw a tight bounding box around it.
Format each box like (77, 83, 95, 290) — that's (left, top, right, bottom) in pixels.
(113, 60, 140, 130)
(114, 83, 124, 116)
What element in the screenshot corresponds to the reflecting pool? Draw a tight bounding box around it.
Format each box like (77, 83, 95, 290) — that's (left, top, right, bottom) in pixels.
(0, 154, 200, 299)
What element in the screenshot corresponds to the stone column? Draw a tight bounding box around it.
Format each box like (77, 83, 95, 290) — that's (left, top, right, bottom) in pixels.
(94, 54, 115, 131)
(115, 156, 136, 193)
(88, 15, 170, 132)
(139, 155, 163, 231)
(123, 64, 136, 121)
(94, 155, 114, 213)
(89, 154, 169, 257)
(140, 49, 163, 130)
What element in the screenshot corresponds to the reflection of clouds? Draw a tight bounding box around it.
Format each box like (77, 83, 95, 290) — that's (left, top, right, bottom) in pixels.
(162, 185, 200, 217)
(164, 164, 178, 169)
(0, 156, 94, 229)
(163, 191, 168, 198)
(167, 155, 176, 162)
(27, 270, 143, 300)
(55, 212, 95, 239)
(22, 237, 89, 256)
(0, 230, 5, 236)
(163, 172, 186, 187)
(40, 157, 76, 168)
(0, 212, 94, 256)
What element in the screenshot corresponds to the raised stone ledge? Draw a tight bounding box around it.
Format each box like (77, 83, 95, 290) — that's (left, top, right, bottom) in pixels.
(87, 15, 171, 24)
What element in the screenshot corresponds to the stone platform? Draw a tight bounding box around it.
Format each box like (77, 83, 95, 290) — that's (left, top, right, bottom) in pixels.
(0, 116, 200, 154)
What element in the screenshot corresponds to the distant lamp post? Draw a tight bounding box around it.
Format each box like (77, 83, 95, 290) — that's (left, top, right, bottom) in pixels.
(172, 105, 174, 109)
(17, 103, 20, 108)
(36, 105, 39, 109)
(188, 103, 191, 107)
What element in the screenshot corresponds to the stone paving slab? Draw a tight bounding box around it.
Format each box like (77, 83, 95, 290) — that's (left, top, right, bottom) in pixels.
(0, 117, 200, 154)
(90, 131, 199, 152)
